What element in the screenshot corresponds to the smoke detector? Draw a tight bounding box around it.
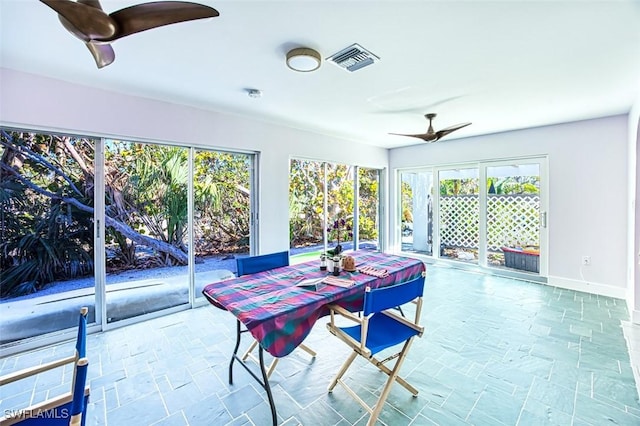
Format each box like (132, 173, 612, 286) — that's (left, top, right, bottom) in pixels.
(327, 43, 380, 72)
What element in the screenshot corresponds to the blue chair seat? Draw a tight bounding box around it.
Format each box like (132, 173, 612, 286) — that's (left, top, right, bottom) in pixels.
(338, 312, 421, 356)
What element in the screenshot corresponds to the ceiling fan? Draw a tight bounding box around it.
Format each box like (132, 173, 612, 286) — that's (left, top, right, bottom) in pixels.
(40, 0, 219, 68)
(390, 113, 471, 143)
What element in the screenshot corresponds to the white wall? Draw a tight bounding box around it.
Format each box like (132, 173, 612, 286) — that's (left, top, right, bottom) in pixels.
(629, 96, 640, 323)
(389, 115, 630, 299)
(0, 68, 388, 254)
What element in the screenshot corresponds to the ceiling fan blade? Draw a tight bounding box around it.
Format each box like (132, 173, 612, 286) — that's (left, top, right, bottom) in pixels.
(77, 0, 103, 9)
(40, 0, 116, 41)
(389, 132, 438, 142)
(85, 42, 115, 68)
(106, 2, 219, 41)
(434, 122, 472, 141)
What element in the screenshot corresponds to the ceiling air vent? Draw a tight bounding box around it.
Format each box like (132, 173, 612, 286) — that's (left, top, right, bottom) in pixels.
(327, 43, 380, 72)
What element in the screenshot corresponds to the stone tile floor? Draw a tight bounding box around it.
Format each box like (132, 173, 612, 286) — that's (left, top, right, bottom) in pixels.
(1, 265, 639, 425)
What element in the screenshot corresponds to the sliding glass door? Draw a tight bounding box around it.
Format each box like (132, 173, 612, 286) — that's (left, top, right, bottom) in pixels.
(102, 142, 256, 322)
(103, 141, 190, 324)
(398, 158, 547, 276)
(399, 170, 435, 256)
(438, 167, 479, 264)
(1, 127, 256, 351)
(485, 162, 542, 273)
(1, 130, 97, 344)
(192, 149, 253, 302)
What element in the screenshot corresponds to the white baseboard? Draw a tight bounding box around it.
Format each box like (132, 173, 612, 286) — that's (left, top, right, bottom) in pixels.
(547, 275, 627, 300)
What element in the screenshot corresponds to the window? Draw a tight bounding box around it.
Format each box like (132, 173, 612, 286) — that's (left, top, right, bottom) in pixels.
(1, 128, 256, 351)
(289, 159, 381, 261)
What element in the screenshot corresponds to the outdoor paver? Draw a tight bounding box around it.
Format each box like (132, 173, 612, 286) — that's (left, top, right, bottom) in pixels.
(1, 264, 639, 425)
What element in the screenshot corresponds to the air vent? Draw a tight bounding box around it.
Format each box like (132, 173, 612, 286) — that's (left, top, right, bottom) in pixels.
(327, 43, 380, 72)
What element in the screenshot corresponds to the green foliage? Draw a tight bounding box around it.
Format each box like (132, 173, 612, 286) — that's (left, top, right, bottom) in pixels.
(194, 150, 251, 253)
(289, 159, 325, 246)
(288, 159, 379, 248)
(1, 131, 94, 298)
(1, 131, 253, 298)
(440, 178, 479, 196)
(487, 176, 539, 195)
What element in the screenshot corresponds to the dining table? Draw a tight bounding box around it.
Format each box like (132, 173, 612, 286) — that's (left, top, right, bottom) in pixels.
(202, 250, 426, 425)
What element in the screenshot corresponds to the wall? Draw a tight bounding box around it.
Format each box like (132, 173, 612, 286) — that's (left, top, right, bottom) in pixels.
(389, 115, 630, 299)
(0, 68, 388, 254)
(629, 95, 640, 323)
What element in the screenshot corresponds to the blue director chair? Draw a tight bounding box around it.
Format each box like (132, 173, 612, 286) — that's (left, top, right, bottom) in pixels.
(0, 307, 90, 426)
(326, 275, 426, 426)
(236, 250, 317, 378)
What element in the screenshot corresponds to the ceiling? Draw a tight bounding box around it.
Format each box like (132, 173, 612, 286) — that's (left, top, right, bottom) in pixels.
(1, 0, 639, 149)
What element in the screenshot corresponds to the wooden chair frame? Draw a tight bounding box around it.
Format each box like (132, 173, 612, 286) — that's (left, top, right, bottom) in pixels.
(236, 251, 316, 378)
(0, 308, 90, 426)
(326, 276, 425, 426)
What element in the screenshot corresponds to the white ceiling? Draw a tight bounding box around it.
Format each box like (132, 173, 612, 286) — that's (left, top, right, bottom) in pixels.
(1, 0, 639, 148)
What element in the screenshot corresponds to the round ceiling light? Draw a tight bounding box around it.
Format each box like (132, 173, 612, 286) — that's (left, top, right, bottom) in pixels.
(286, 48, 321, 72)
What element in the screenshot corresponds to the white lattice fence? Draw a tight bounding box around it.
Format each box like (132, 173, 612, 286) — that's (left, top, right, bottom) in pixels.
(440, 194, 540, 250)
(440, 195, 479, 249)
(487, 194, 539, 250)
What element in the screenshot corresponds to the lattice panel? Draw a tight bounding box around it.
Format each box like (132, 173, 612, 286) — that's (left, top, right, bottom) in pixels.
(440, 194, 540, 250)
(487, 194, 540, 250)
(440, 195, 479, 249)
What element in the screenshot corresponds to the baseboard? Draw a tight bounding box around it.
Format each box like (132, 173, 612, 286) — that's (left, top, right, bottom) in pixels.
(547, 275, 627, 300)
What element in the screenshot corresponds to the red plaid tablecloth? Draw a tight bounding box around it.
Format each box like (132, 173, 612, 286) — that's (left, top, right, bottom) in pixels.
(202, 251, 425, 357)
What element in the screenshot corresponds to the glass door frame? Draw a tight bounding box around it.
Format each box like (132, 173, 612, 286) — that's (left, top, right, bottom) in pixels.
(397, 156, 548, 278)
(95, 141, 258, 330)
(479, 157, 548, 276)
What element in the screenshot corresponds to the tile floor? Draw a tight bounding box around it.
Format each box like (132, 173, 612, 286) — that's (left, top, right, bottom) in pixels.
(1, 265, 639, 425)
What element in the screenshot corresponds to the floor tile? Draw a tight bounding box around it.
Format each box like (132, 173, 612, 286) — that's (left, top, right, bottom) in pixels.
(1, 265, 639, 425)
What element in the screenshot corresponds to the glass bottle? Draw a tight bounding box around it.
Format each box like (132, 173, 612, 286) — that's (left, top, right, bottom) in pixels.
(332, 256, 341, 276)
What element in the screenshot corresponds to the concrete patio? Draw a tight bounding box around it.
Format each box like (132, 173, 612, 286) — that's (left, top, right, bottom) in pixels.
(0, 269, 234, 344)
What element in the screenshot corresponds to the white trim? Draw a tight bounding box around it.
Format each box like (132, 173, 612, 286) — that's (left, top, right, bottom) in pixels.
(547, 275, 626, 300)
(630, 306, 640, 325)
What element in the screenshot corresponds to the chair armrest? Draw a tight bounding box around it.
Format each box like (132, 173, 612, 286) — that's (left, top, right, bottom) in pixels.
(380, 310, 424, 336)
(0, 355, 76, 386)
(327, 304, 361, 323)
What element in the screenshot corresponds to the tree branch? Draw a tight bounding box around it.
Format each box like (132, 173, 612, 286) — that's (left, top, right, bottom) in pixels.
(1, 130, 84, 198)
(1, 163, 188, 264)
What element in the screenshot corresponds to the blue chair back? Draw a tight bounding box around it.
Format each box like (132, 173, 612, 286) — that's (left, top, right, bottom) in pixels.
(363, 275, 425, 316)
(70, 358, 89, 425)
(236, 251, 289, 276)
(76, 307, 88, 359)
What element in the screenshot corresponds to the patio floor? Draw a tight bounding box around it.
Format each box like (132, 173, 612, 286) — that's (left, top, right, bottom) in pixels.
(1, 265, 639, 425)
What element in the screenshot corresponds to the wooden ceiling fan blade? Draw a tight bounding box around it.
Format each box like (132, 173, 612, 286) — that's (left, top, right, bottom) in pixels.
(40, 0, 116, 41)
(77, 0, 103, 9)
(435, 122, 472, 140)
(107, 2, 220, 41)
(86, 42, 115, 68)
(389, 132, 437, 142)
